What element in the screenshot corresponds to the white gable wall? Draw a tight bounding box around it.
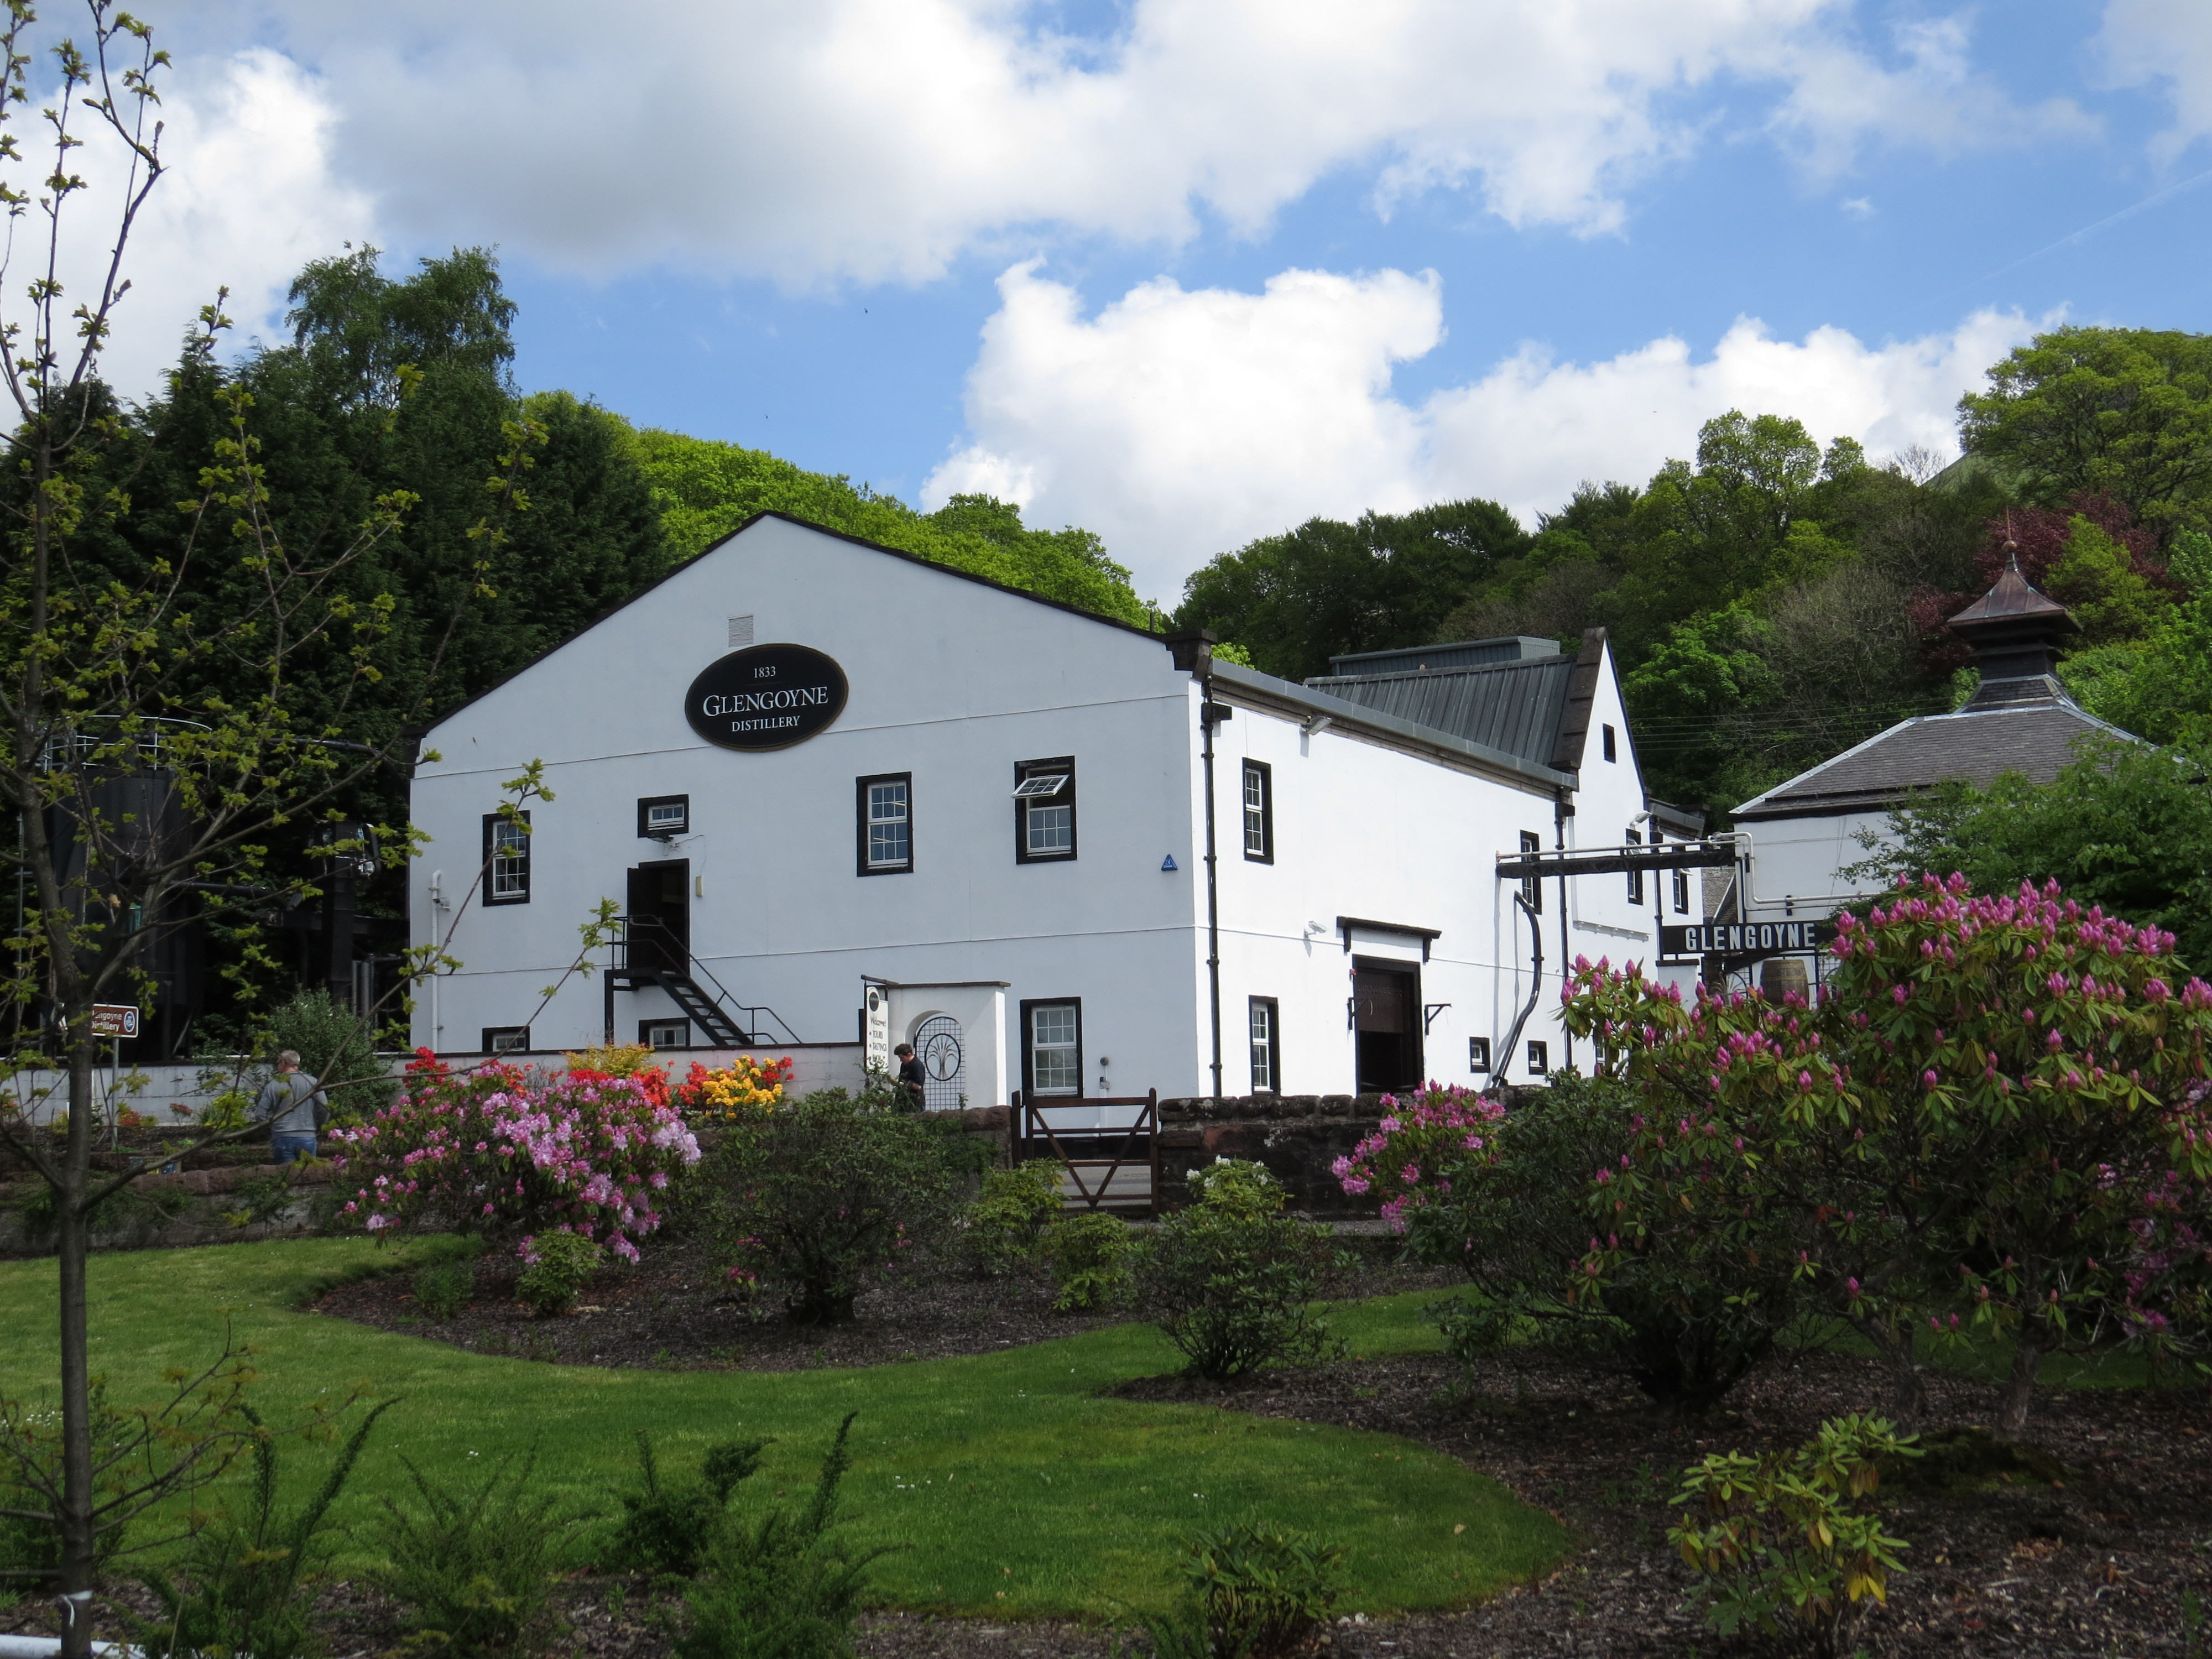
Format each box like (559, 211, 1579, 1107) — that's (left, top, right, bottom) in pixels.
(414, 518, 1203, 1092)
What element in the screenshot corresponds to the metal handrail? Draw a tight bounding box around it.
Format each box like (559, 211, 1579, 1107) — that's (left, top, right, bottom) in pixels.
(609, 915, 804, 1046)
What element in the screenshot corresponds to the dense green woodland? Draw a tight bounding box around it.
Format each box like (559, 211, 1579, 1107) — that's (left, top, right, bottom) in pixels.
(53, 247, 2212, 1013)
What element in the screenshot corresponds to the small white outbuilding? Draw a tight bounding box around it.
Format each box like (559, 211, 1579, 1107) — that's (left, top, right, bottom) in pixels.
(409, 513, 1700, 1104)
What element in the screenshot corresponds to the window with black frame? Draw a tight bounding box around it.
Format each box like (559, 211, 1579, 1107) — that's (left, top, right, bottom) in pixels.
(857, 773, 913, 875)
(1519, 830, 1542, 912)
(1013, 757, 1076, 863)
(1241, 760, 1273, 862)
(483, 1025, 531, 1054)
(1248, 996, 1280, 1092)
(482, 811, 530, 905)
(1626, 827, 1645, 905)
(1022, 999, 1082, 1095)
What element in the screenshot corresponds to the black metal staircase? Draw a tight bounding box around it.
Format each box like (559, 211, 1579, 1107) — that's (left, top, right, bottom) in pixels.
(604, 916, 801, 1048)
(658, 972, 749, 1045)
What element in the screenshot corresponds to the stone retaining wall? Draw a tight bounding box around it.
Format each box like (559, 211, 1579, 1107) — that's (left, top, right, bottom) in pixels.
(970, 1089, 1540, 1217)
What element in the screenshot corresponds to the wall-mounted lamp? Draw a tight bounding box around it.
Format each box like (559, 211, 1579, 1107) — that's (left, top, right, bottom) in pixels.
(1302, 714, 1334, 737)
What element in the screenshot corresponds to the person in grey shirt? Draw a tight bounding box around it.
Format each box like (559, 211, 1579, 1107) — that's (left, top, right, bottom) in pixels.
(255, 1050, 324, 1164)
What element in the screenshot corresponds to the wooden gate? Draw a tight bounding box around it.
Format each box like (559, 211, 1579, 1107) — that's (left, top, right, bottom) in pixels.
(1014, 1090, 1159, 1214)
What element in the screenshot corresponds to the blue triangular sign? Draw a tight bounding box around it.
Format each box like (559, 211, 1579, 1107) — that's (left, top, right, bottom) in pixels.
(1161, 854, 1178, 872)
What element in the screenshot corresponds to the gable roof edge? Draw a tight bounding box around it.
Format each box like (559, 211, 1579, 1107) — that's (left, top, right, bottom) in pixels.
(421, 509, 1162, 741)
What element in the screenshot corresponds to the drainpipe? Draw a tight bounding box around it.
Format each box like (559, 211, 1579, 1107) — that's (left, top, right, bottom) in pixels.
(1496, 893, 1546, 1087)
(1555, 790, 1574, 1073)
(1165, 630, 1224, 1100)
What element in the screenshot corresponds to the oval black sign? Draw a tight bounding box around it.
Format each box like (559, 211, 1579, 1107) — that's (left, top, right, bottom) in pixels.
(685, 643, 849, 751)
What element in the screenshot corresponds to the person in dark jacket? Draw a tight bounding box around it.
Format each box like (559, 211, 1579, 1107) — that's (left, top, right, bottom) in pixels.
(893, 1042, 927, 1112)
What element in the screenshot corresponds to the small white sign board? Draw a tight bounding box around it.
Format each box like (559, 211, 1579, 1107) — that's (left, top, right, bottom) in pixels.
(861, 983, 890, 1076)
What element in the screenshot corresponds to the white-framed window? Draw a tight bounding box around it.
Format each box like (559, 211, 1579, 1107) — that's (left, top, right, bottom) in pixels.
(1249, 997, 1279, 1092)
(858, 774, 912, 874)
(639, 795, 690, 838)
(483, 1025, 531, 1054)
(1014, 758, 1077, 863)
(1674, 864, 1692, 915)
(483, 811, 530, 905)
(1024, 999, 1082, 1096)
(1626, 827, 1645, 905)
(1241, 760, 1273, 862)
(640, 1019, 691, 1049)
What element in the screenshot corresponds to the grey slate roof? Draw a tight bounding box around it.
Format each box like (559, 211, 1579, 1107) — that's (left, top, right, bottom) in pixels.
(1327, 637, 1558, 675)
(1732, 696, 2132, 820)
(1208, 659, 1579, 791)
(1305, 654, 1578, 773)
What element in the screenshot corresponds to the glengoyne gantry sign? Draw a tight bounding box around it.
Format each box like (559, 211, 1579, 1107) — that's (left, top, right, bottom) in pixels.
(686, 643, 850, 751)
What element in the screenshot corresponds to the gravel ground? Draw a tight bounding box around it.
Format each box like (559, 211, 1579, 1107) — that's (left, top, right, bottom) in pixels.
(8, 1248, 2204, 1657)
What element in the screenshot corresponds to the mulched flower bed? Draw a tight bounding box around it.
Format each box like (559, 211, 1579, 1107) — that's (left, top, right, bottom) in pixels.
(307, 1235, 1449, 1371)
(1114, 1343, 2212, 1657)
(8, 1246, 2199, 1657)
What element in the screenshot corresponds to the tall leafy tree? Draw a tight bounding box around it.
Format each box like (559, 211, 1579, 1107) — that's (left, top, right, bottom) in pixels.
(1173, 497, 1530, 681)
(1960, 326, 2212, 540)
(0, 11, 514, 1646)
(631, 427, 1148, 625)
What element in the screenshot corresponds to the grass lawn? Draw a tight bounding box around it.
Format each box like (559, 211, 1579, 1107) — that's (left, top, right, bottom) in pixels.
(0, 1240, 1562, 1619)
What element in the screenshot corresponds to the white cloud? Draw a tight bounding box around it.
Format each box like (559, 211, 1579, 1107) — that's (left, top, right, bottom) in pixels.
(927, 262, 2039, 601)
(29, 48, 372, 399)
(1766, 15, 2093, 175)
(190, 1, 2073, 287)
(2098, 0, 2212, 158)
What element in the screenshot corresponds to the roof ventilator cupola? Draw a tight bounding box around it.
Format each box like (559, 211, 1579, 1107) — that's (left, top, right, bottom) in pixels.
(1944, 545, 2077, 712)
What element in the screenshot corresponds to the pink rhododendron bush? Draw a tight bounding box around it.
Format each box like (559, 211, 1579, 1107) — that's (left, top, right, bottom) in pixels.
(1331, 1083, 1505, 1229)
(1340, 1072, 1811, 1411)
(332, 1050, 701, 1261)
(1333, 877, 2212, 1426)
(1559, 875, 2212, 1431)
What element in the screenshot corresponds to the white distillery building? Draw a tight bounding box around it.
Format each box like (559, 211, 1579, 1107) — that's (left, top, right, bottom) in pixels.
(409, 513, 1707, 1106)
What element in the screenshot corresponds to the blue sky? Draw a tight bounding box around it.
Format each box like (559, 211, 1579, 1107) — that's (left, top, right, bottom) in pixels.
(70, 2, 2212, 601)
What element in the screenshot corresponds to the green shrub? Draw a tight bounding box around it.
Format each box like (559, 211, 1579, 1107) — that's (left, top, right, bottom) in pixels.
(609, 1430, 770, 1578)
(1183, 1158, 1285, 1219)
(414, 1259, 476, 1322)
(705, 1090, 961, 1323)
(134, 1400, 394, 1659)
(1039, 1212, 1133, 1312)
(376, 1446, 587, 1658)
(1401, 1072, 1811, 1412)
(956, 1161, 1063, 1279)
(1669, 1413, 1918, 1659)
(675, 1415, 892, 1659)
(260, 988, 395, 1129)
(1143, 1515, 1347, 1659)
(517, 1232, 601, 1318)
(1140, 1171, 1350, 1380)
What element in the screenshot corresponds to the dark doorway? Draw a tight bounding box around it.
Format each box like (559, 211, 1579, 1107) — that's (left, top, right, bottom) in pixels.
(625, 860, 690, 978)
(1352, 957, 1422, 1094)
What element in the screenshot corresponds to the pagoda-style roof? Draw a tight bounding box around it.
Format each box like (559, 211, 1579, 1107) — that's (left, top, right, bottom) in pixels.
(1946, 556, 2074, 633)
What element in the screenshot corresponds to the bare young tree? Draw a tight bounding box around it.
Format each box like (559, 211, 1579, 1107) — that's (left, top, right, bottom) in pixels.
(0, 9, 534, 1645)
